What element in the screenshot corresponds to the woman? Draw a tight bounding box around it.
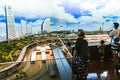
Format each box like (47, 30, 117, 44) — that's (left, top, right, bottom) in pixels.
(109, 22, 120, 62)
(73, 29, 89, 80)
(109, 22, 120, 43)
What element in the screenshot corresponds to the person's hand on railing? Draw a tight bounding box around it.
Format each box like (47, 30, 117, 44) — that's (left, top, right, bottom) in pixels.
(73, 56, 76, 61)
(107, 29, 112, 35)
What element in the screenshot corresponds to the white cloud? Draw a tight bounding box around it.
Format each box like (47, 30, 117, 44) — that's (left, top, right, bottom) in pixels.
(0, 1, 6, 15)
(28, 19, 43, 27)
(80, 2, 98, 11)
(76, 0, 120, 31)
(0, 0, 77, 23)
(98, 0, 120, 16)
(1, 0, 120, 34)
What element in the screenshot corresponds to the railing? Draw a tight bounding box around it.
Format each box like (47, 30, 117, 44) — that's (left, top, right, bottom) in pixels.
(0, 35, 111, 80)
(57, 34, 73, 58)
(0, 42, 38, 78)
(0, 37, 72, 80)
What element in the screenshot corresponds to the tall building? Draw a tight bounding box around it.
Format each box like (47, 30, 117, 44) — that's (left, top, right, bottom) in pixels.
(41, 18, 51, 32)
(27, 25, 32, 36)
(21, 20, 27, 37)
(41, 21, 44, 31)
(5, 5, 16, 40)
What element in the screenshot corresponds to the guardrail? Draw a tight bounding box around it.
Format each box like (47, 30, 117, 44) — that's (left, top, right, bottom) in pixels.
(0, 35, 112, 79)
(0, 37, 73, 78)
(0, 36, 74, 79)
(57, 35, 73, 58)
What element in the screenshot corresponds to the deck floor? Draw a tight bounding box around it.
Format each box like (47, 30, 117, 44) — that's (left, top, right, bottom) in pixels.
(72, 58, 120, 80)
(72, 47, 120, 80)
(88, 58, 120, 80)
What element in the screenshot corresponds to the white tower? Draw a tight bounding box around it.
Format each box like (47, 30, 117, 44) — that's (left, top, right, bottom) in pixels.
(5, 5, 16, 40)
(21, 20, 27, 37)
(43, 18, 51, 32)
(27, 25, 32, 36)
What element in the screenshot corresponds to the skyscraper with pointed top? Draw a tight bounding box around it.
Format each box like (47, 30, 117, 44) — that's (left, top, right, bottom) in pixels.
(5, 5, 16, 40)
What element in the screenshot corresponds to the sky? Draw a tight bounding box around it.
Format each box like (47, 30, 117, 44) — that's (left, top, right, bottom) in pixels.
(0, 0, 120, 36)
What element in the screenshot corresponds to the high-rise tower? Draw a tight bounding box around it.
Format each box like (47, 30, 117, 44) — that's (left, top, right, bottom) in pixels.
(5, 5, 16, 40)
(21, 20, 27, 37)
(27, 25, 32, 36)
(41, 18, 51, 32)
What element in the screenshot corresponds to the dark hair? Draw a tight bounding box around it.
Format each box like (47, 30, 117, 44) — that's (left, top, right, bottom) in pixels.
(78, 29, 85, 38)
(67, 42, 71, 46)
(100, 40, 104, 44)
(113, 22, 119, 29)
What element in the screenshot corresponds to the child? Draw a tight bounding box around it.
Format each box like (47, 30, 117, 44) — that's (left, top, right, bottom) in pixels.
(98, 40, 105, 62)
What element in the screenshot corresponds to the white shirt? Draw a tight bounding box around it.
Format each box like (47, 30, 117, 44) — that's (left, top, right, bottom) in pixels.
(109, 29, 120, 43)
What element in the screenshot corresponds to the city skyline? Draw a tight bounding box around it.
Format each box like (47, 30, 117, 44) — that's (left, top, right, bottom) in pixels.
(0, 0, 120, 36)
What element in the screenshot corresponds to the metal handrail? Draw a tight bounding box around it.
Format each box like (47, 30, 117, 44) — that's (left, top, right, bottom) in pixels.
(57, 34, 73, 58)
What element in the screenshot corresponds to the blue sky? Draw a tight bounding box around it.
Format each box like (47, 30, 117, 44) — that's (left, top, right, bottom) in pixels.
(0, 0, 120, 36)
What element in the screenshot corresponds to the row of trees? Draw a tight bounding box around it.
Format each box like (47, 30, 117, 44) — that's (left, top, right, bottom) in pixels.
(0, 32, 64, 62)
(0, 36, 34, 62)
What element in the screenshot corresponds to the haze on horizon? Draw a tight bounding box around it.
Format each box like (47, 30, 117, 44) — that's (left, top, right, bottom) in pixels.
(0, 0, 120, 36)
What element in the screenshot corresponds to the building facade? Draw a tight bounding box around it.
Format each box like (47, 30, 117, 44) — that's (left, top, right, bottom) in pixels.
(5, 5, 16, 40)
(42, 18, 51, 33)
(21, 20, 27, 37)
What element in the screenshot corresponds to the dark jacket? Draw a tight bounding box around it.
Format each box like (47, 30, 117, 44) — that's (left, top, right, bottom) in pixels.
(74, 38, 89, 61)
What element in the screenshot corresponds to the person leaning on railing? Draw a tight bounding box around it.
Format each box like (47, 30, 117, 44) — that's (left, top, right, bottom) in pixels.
(73, 29, 89, 80)
(109, 22, 120, 62)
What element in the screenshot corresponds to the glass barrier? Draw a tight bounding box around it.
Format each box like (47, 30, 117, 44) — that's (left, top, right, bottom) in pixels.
(0, 35, 119, 80)
(0, 47, 72, 80)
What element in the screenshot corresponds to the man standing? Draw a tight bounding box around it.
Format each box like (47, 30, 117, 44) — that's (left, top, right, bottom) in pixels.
(73, 29, 89, 80)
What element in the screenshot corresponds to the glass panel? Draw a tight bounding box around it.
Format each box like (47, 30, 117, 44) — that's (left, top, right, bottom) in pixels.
(0, 44, 72, 80)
